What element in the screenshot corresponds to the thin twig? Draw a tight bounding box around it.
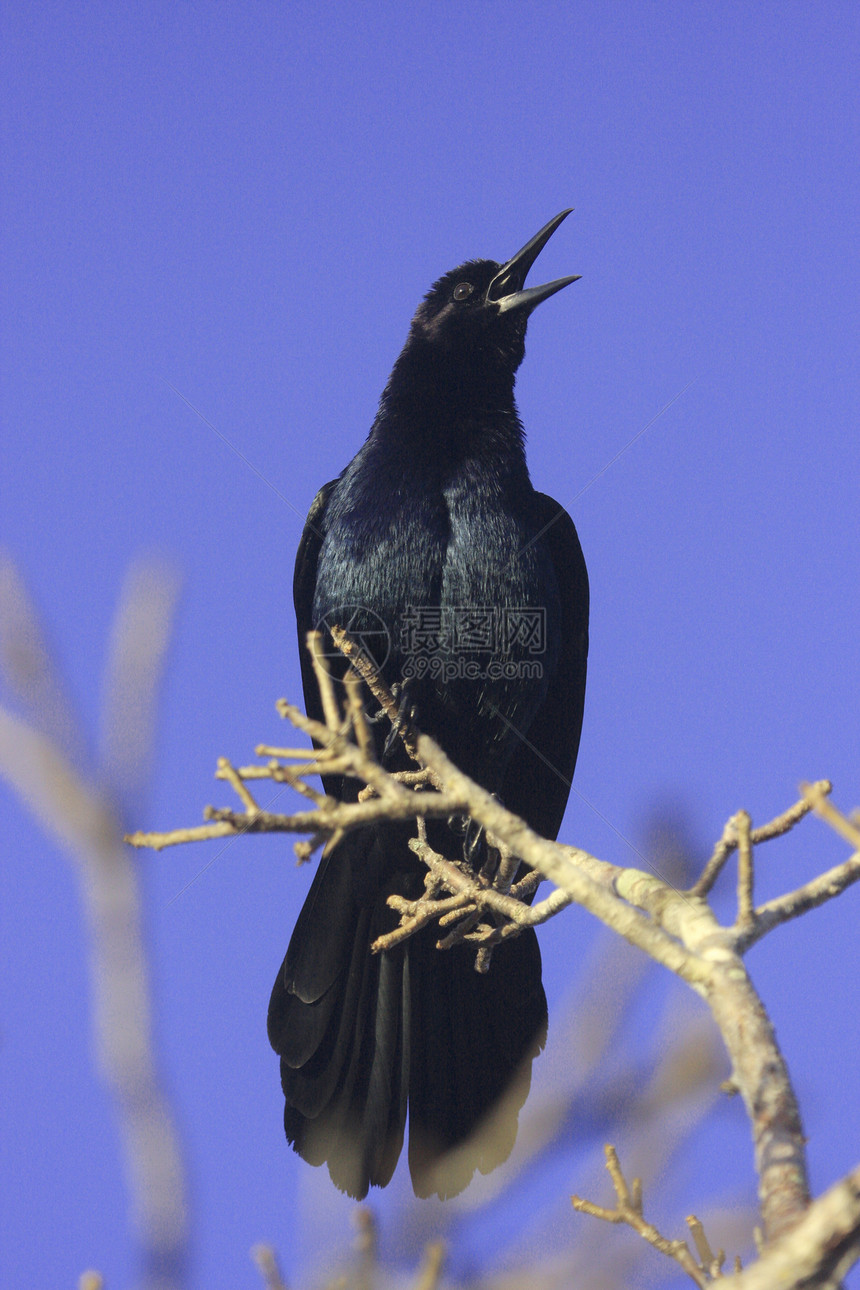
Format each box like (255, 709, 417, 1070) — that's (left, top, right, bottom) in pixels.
(255, 743, 342, 762)
(308, 630, 343, 733)
(801, 780, 860, 849)
(744, 851, 860, 951)
(329, 623, 423, 764)
(691, 783, 832, 897)
(128, 781, 469, 851)
(736, 810, 755, 931)
(344, 668, 375, 758)
(413, 1241, 446, 1290)
(251, 1243, 289, 1290)
(264, 761, 328, 804)
(572, 1145, 709, 1287)
(371, 892, 473, 953)
(686, 1215, 729, 1278)
(358, 767, 432, 801)
(217, 757, 260, 814)
(353, 1206, 377, 1290)
(735, 791, 860, 953)
(274, 699, 406, 800)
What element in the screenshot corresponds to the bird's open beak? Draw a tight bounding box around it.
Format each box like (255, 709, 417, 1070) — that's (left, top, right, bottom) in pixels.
(487, 210, 580, 314)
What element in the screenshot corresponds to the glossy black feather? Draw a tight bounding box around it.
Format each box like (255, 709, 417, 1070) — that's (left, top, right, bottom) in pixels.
(268, 216, 588, 1199)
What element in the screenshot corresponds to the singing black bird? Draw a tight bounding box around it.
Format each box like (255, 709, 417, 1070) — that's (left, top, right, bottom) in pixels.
(268, 211, 589, 1200)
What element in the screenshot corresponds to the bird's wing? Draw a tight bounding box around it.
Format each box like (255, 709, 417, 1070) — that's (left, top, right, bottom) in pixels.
(292, 479, 342, 793)
(500, 491, 589, 843)
(279, 479, 411, 1196)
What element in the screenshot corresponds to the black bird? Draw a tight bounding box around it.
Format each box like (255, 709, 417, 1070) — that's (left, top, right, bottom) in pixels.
(268, 211, 589, 1199)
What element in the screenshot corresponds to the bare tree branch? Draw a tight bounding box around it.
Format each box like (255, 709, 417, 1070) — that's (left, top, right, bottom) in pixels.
(0, 549, 83, 757)
(412, 1240, 446, 1290)
(572, 1144, 712, 1286)
(801, 778, 860, 849)
(690, 784, 832, 898)
(738, 848, 860, 953)
(251, 1244, 289, 1290)
(0, 560, 188, 1290)
(99, 559, 181, 810)
(123, 632, 860, 1279)
(735, 810, 754, 931)
(715, 1162, 860, 1290)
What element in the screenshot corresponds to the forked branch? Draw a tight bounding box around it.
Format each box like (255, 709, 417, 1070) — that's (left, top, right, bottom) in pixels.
(124, 629, 860, 1276)
(572, 1144, 739, 1286)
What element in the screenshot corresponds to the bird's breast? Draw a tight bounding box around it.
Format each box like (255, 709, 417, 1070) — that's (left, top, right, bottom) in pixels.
(313, 475, 448, 630)
(313, 453, 560, 786)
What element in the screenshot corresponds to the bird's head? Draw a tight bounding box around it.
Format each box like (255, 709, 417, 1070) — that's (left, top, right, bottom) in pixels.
(407, 210, 580, 379)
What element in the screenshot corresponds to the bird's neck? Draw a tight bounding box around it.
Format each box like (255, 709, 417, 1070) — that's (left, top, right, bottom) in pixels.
(376, 341, 525, 459)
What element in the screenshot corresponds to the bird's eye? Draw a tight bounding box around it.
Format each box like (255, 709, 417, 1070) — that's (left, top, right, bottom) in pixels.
(453, 282, 474, 301)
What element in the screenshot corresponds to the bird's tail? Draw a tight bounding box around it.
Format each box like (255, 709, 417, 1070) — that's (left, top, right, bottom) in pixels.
(267, 826, 546, 1199)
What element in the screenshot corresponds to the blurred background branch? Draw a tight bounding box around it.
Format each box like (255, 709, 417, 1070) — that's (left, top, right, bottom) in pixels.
(0, 554, 188, 1290)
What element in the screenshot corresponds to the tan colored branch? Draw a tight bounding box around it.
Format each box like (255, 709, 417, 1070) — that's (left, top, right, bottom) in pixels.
(128, 673, 819, 1239)
(572, 1145, 711, 1286)
(735, 788, 860, 953)
(251, 1243, 289, 1290)
(739, 849, 860, 952)
(412, 1240, 446, 1290)
(802, 778, 860, 849)
(686, 1214, 740, 1278)
(308, 630, 343, 733)
(691, 783, 832, 898)
(705, 956, 809, 1240)
(352, 1206, 377, 1290)
(605, 866, 811, 1240)
(715, 1162, 860, 1289)
(127, 786, 470, 856)
(418, 735, 701, 982)
(329, 624, 422, 763)
(217, 756, 260, 814)
(735, 810, 754, 931)
(124, 630, 856, 1267)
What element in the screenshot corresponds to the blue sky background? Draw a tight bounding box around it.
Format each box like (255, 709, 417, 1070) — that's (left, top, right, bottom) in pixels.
(2, 2, 858, 1286)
